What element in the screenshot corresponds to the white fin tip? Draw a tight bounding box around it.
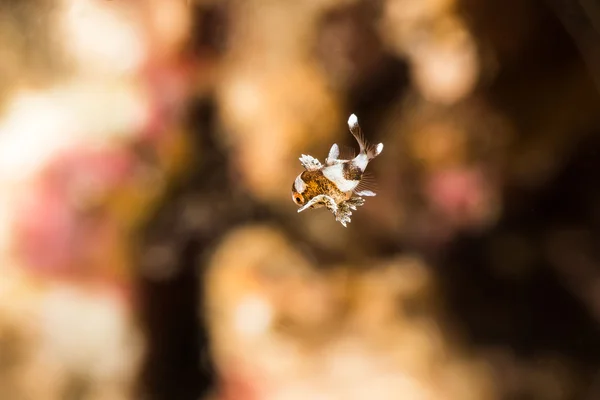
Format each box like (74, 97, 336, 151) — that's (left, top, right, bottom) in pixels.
(348, 113, 358, 128)
(375, 143, 383, 155)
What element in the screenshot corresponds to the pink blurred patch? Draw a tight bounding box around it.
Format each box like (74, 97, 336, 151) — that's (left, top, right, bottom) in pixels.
(15, 176, 76, 275)
(56, 147, 135, 189)
(13, 146, 136, 279)
(219, 364, 263, 400)
(141, 59, 194, 140)
(425, 167, 492, 228)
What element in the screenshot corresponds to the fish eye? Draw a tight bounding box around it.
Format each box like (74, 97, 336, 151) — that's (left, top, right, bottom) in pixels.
(292, 193, 304, 205)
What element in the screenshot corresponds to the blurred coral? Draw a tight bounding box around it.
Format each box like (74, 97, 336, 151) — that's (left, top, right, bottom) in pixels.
(0, 0, 194, 398)
(380, 0, 480, 104)
(205, 225, 494, 400)
(216, 0, 345, 204)
(0, 267, 142, 400)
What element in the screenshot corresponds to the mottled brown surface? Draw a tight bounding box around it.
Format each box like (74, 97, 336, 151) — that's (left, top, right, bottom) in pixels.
(295, 169, 350, 206)
(342, 162, 363, 182)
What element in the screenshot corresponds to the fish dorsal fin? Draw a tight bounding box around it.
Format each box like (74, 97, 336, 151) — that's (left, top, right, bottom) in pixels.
(326, 143, 356, 165)
(299, 154, 322, 171)
(338, 144, 357, 161)
(326, 144, 340, 165)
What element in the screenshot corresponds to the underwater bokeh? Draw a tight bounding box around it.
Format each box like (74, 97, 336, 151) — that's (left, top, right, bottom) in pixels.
(0, 0, 599, 399)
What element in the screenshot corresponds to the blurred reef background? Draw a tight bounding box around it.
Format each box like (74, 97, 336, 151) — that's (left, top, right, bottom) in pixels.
(0, 0, 600, 399)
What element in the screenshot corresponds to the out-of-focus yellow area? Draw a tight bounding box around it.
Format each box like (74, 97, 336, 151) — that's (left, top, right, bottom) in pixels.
(0, 0, 599, 399)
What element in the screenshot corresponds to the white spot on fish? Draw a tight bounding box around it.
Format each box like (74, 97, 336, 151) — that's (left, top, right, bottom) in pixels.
(323, 163, 359, 192)
(294, 174, 306, 193)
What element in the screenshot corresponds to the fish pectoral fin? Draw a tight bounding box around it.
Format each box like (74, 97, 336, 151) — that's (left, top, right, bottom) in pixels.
(299, 154, 323, 171)
(297, 201, 314, 213)
(297, 195, 336, 213)
(353, 171, 378, 195)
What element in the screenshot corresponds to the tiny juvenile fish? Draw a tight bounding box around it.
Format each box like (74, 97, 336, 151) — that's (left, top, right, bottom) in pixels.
(291, 113, 383, 227)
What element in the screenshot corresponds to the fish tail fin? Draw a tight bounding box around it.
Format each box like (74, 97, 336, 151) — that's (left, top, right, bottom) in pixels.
(368, 142, 384, 161)
(347, 114, 384, 161)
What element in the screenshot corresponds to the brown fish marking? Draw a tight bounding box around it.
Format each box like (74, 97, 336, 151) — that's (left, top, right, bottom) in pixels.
(299, 170, 351, 205)
(342, 162, 363, 181)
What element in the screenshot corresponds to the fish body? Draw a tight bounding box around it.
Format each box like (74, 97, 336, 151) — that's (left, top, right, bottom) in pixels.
(291, 114, 383, 227)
